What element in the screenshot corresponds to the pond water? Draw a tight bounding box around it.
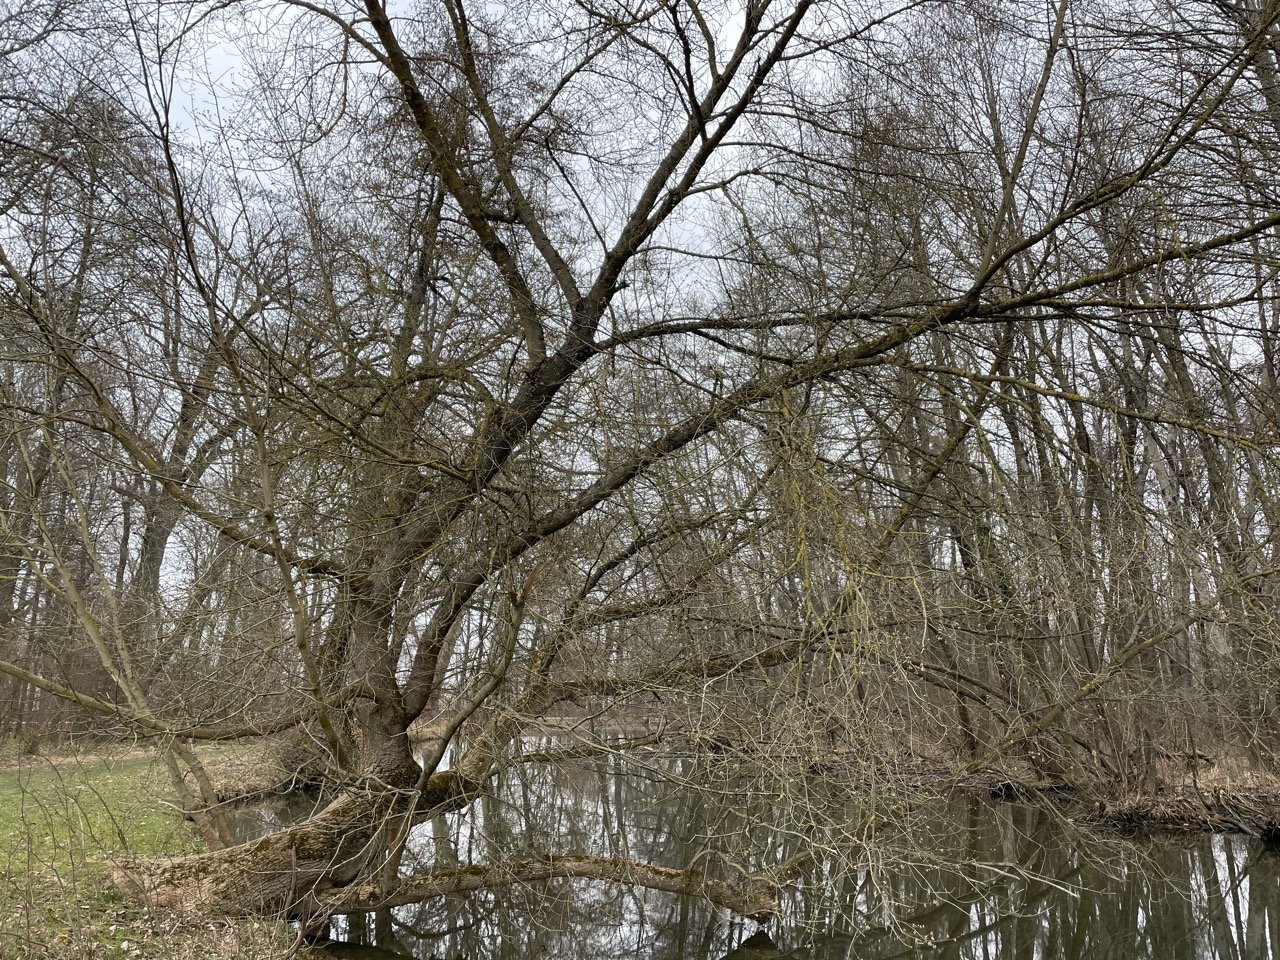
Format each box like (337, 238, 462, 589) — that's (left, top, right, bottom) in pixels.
(239, 741, 1280, 960)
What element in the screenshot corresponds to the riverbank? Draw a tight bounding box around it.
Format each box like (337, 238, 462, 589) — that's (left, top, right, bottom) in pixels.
(5, 735, 1280, 958)
(912, 750, 1280, 842)
(191, 732, 1280, 844)
(0, 744, 296, 959)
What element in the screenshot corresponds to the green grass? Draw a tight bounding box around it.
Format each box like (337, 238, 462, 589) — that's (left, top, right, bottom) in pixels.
(0, 749, 291, 959)
(0, 752, 201, 870)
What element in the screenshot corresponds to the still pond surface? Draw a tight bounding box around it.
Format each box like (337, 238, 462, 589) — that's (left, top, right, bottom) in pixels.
(234, 740, 1280, 960)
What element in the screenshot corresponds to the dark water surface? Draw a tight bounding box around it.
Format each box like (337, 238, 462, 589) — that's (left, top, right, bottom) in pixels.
(242, 742, 1280, 960)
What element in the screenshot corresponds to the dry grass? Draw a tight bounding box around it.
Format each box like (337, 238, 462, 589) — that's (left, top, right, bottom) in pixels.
(187, 739, 294, 803)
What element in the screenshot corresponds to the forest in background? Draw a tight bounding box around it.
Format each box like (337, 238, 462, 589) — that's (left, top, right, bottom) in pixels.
(1, 0, 1280, 935)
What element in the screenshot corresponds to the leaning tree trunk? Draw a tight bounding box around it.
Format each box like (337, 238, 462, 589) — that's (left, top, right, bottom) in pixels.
(110, 719, 435, 918)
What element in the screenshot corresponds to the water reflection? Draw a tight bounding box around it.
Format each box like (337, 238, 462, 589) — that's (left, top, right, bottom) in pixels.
(822, 819, 1280, 960)
(313, 736, 1280, 959)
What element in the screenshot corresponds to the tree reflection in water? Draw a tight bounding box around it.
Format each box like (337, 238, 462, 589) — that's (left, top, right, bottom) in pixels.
(315, 738, 1280, 960)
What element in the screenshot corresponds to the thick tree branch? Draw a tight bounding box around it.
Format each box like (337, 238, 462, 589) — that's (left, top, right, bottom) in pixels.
(322, 853, 776, 919)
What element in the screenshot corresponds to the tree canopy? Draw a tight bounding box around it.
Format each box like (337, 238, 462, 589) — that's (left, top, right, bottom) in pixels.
(2, 0, 1280, 929)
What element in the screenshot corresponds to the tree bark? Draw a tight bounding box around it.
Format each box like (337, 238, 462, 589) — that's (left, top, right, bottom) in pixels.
(110, 728, 435, 917)
(321, 853, 776, 921)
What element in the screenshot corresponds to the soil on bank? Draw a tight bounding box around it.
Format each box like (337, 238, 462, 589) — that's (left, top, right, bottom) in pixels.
(179, 736, 326, 805)
(898, 749, 1280, 841)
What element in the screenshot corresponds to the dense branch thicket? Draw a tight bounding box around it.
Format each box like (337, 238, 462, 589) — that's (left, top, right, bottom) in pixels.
(1, 0, 1279, 923)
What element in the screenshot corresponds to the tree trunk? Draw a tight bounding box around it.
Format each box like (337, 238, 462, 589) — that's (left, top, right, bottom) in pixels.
(112, 788, 394, 916)
(111, 723, 428, 918)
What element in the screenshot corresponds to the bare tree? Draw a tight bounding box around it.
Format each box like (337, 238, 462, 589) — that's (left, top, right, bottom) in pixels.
(1, 0, 1279, 930)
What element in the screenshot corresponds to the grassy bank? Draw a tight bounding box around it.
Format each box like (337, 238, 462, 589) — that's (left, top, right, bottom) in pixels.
(0, 745, 292, 959)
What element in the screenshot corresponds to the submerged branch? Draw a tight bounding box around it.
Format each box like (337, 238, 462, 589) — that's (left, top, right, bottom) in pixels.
(322, 853, 776, 919)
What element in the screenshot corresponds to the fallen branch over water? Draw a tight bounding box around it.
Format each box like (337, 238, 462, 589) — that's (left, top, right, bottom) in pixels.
(320, 854, 777, 920)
